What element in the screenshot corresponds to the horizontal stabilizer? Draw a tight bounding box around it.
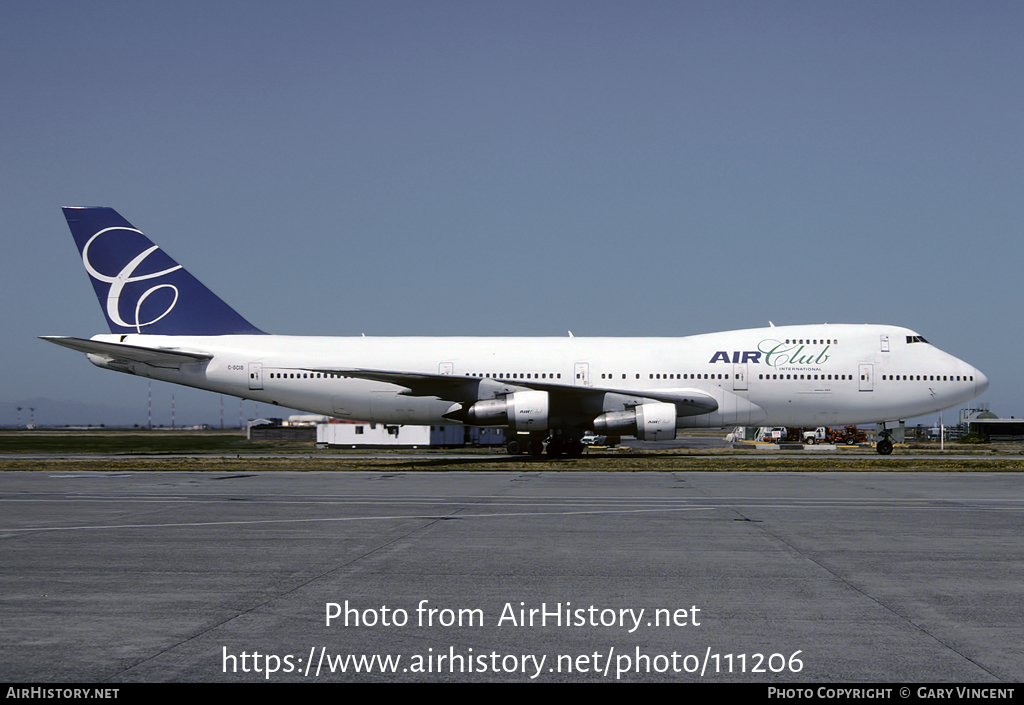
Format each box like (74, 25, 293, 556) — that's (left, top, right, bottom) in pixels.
(40, 336, 212, 368)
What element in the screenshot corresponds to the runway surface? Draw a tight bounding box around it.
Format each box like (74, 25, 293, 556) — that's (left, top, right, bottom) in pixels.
(1, 469, 1022, 682)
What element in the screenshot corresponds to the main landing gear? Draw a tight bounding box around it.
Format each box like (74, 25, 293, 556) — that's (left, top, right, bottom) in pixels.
(506, 431, 585, 458)
(545, 432, 585, 457)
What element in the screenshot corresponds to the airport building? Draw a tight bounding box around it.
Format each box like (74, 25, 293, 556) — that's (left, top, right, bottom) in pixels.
(247, 415, 505, 447)
(316, 419, 506, 449)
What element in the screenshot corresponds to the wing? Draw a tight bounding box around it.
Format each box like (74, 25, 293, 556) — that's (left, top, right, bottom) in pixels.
(308, 367, 718, 417)
(40, 336, 212, 368)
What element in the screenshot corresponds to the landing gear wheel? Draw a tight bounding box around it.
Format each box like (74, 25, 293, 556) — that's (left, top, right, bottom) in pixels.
(877, 439, 893, 455)
(565, 439, 584, 457)
(528, 439, 545, 457)
(506, 440, 523, 455)
(546, 438, 563, 457)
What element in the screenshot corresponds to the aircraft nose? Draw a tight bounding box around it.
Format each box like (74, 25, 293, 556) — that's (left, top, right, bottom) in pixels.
(975, 368, 989, 396)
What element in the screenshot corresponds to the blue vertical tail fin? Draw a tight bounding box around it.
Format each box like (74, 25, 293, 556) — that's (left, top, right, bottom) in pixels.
(63, 207, 265, 336)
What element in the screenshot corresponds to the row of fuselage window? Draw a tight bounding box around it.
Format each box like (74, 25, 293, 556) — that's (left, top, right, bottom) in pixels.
(882, 374, 974, 382)
(603, 373, 727, 380)
(263, 370, 973, 384)
(266, 371, 735, 382)
(757, 373, 974, 382)
(266, 371, 568, 380)
(759, 374, 853, 380)
(266, 371, 820, 382)
(268, 372, 342, 379)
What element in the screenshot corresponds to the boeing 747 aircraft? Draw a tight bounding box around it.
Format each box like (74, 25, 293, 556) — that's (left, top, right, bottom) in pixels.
(44, 207, 988, 456)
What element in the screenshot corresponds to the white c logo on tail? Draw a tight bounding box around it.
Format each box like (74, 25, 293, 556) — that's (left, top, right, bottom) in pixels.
(82, 227, 183, 332)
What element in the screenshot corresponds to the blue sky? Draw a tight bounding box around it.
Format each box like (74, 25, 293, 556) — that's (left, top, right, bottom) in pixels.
(2, 1, 1021, 427)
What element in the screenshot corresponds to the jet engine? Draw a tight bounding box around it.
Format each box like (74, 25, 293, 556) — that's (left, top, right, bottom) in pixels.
(462, 390, 550, 431)
(593, 402, 677, 441)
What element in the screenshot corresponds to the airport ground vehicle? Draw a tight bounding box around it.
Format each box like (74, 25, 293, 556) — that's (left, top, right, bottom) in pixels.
(791, 426, 867, 445)
(752, 426, 867, 446)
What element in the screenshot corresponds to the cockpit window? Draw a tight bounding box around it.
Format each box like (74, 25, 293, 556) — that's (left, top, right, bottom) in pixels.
(906, 335, 929, 344)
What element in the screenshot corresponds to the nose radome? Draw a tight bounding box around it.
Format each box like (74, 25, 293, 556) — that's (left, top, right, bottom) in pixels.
(975, 368, 989, 395)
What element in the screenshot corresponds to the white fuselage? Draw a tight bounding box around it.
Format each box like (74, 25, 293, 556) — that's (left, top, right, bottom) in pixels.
(86, 323, 987, 430)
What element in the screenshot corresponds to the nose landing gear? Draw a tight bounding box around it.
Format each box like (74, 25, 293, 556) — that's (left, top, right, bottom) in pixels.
(876, 422, 898, 455)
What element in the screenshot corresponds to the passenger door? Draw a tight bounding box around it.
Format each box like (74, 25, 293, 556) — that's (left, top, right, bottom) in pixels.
(859, 363, 873, 392)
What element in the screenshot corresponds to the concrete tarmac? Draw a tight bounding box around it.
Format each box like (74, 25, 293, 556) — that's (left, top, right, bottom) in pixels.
(1, 469, 1022, 683)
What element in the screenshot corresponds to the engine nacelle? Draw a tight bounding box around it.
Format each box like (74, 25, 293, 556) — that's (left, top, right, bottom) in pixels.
(463, 398, 508, 425)
(593, 402, 677, 441)
(465, 390, 550, 431)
